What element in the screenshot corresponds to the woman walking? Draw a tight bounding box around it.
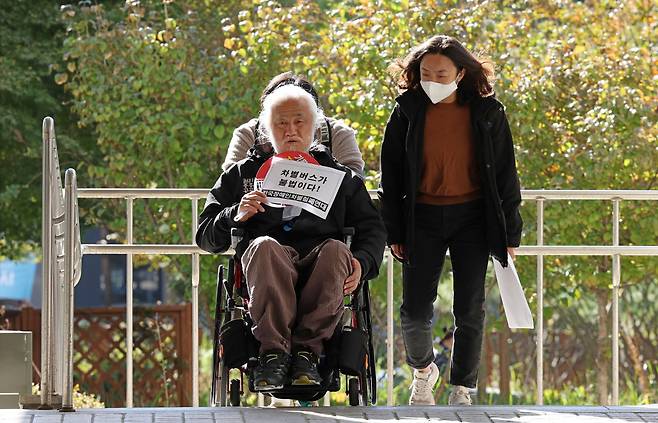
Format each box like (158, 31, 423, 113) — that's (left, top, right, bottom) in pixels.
(378, 35, 522, 405)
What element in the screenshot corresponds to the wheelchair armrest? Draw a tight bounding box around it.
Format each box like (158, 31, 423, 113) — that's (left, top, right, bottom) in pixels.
(230, 228, 245, 250)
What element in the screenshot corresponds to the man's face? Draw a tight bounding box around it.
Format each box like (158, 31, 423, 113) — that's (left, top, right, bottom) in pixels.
(270, 98, 314, 153)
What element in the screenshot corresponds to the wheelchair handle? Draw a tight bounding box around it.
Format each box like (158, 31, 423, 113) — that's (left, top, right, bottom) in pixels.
(344, 227, 355, 249)
(230, 227, 245, 250)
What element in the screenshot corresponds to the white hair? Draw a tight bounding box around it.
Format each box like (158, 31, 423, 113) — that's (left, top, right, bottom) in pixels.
(258, 84, 324, 144)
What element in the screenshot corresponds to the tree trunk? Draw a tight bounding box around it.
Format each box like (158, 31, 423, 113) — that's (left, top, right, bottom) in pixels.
(477, 329, 488, 404)
(595, 289, 610, 405)
(621, 326, 650, 397)
(499, 324, 511, 403)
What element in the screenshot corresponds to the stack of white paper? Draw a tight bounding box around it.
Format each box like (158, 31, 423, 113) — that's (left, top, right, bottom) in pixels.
(493, 254, 534, 329)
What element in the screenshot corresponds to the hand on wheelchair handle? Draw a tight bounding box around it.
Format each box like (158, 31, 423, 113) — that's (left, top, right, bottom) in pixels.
(391, 243, 406, 261)
(343, 257, 361, 295)
(234, 190, 267, 222)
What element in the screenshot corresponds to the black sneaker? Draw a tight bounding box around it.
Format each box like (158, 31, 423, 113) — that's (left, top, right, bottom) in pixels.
(253, 350, 290, 391)
(290, 349, 322, 386)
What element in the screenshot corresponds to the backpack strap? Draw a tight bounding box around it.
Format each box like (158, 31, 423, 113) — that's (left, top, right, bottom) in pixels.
(254, 119, 262, 145)
(319, 118, 332, 152)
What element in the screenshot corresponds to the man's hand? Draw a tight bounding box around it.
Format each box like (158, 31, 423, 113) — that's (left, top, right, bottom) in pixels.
(391, 243, 405, 261)
(507, 247, 516, 260)
(235, 191, 267, 222)
(344, 257, 362, 295)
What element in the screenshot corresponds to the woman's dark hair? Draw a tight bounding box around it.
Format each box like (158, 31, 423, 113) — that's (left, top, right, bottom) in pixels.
(390, 35, 495, 103)
(260, 71, 319, 106)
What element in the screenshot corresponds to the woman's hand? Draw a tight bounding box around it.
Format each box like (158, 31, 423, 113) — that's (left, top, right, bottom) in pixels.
(235, 191, 267, 222)
(507, 247, 516, 260)
(391, 243, 406, 261)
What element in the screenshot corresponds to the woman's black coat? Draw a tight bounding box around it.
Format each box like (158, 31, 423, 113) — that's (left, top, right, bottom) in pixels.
(378, 88, 522, 267)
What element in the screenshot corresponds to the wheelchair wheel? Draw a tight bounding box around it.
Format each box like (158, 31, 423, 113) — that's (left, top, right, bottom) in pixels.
(363, 282, 377, 405)
(348, 377, 359, 406)
(229, 379, 241, 406)
(358, 368, 369, 406)
(217, 363, 229, 406)
(353, 282, 375, 405)
(211, 264, 232, 406)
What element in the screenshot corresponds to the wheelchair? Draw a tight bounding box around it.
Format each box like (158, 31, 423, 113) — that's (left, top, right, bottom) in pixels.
(210, 228, 377, 407)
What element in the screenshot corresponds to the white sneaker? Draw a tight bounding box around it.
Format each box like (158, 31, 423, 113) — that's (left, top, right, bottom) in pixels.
(409, 362, 439, 405)
(448, 385, 472, 405)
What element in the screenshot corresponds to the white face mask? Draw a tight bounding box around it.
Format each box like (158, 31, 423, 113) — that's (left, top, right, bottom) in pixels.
(420, 79, 458, 104)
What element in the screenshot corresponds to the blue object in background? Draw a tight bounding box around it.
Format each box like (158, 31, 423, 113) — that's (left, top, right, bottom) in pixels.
(0, 257, 38, 301)
(1, 228, 167, 308)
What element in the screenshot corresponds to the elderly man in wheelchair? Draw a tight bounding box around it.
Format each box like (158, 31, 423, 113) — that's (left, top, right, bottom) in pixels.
(196, 83, 386, 394)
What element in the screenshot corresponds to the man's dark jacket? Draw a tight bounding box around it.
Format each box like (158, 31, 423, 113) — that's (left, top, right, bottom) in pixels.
(196, 144, 386, 280)
(378, 88, 522, 267)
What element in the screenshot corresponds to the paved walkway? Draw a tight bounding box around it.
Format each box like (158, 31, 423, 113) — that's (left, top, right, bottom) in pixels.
(2, 406, 658, 423)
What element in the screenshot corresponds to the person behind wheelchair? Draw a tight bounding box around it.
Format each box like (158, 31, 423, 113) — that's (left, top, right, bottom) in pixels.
(196, 83, 386, 391)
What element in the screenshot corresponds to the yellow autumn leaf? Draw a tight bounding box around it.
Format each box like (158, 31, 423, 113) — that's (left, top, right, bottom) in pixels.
(239, 20, 253, 33)
(54, 73, 68, 85)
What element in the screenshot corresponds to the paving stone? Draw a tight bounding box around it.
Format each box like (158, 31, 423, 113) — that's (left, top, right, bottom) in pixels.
(0, 413, 34, 423)
(424, 410, 461, 422)
(33, 417, 63, 423)
(212, 411, 243, 418)
(332, 409, 366, 419)
(154, 414, 183, 422)
(3, 419, 33, 423)
(61, 414, 93, 423)
(605, 413, 645, 422)
(185, 412, 213, 418)
(456, 412, 492, 423)
(486, 412, 518, 417)
(488, 417, 518, 423)
(426, 416, 461, 423)
(124, 415, 154, 423)
(363, 410, 397, 419)
(9, 406, 658, 423)
(92, 414, 124, 423)
(243, 409, 307, 422)
(394, 408, 429, 419)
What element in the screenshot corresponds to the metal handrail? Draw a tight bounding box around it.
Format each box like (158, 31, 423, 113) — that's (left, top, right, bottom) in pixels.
(41, 118, 83, 411)
(61, 168, 80, 412)
(73, 187, 658, 407)
(41, 117, 656, 407)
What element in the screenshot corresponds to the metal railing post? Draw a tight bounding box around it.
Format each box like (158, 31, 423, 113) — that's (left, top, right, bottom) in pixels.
(612, 199, 621, 405)
(61, 169, 77, 412)
(323, 392, 331, 406)
(40, 117, 54, 409)
(192, 198, 200, 407)
(64, 187, 658, 409)
(536, 198, 545, 405)
(126, 198, 134, 408)
(386, 249, 394, 406)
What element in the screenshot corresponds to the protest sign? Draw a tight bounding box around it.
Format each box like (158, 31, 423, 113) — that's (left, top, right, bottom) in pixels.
(260, 157, 345, 219)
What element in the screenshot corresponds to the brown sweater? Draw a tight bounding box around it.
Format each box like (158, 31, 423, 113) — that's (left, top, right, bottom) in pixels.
(417, 101, 481, 205)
